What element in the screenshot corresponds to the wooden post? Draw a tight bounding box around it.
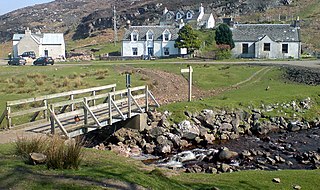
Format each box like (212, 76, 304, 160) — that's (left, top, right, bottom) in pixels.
(92, 90, 96, 106)
(108, 93, 112, 125)
(70, 94, 74, 111)
(43, 99, 48, 120)
(83, 98, 88, 126)
(181, 66, 193, 102)
(50, 105, 55, 135)
(6, 106, 11, 129)
(128, 88, 132, 118)
(145, 85, 149, 111)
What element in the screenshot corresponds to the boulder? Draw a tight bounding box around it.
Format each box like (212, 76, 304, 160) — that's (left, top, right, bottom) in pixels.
(145, 143, 156, 154)
(241, 150, 251, 158)
(178, 120, 200, 140)
(218, 147, 238, 161)
(288, 121, 300, 132)
(29, 153, 47, 165)
(204, 133, 215, 144)
(272, 178, 281, 183)
(293, 185, 301, 190)
(167, 133, 181, 147)
(220, 122, 233, 132)
(220, 163, 231, 172)
(149, 127, 166, 138)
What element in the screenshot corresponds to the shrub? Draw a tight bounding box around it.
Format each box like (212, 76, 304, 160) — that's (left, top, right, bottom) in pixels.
(15, 136, 47, 160)
(34, 78, 45, 86)
(15, 135, 83, 169)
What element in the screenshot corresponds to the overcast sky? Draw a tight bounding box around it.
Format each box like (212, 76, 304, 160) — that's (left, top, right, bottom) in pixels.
(0, 0, 53, 15)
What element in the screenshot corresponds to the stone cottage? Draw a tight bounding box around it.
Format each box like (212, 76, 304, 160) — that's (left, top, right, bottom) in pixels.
(160, 3, 215, 29)
(13, 28, 65, 59)
(122, 25, 186, 58)
(231, 22, 301, 59)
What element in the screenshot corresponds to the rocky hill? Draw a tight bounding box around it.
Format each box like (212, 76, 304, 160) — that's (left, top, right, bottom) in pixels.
(0, 0, 286, 42)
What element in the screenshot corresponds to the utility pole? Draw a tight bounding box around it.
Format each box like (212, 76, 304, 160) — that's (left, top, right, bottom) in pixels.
(113, 5, 118, 46)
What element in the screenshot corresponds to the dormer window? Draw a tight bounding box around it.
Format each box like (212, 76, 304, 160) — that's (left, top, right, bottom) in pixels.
(166, 13, 171, 20)
(163, 30, 171, 41)
(176, 13, 181, 20)
(131, 31, 138, 42)
(187, 12, 192, 19)
(147, 30, 153, 41)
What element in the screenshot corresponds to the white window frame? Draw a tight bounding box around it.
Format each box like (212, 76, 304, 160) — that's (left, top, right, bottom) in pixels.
(132, 47, 138, 55)
(163, 30, 171, 41)
(147, 31, 153, 41)
(187, 12, 192, 19)
(131, 32, 138, 42)
(164, 47, 170, 56)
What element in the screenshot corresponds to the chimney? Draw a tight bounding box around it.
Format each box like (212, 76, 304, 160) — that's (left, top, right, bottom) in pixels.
(199, 3, 204, 13)
(25, 27, 31, 36)
(179, 19, 185, 29)
(293, 16, 300, 29)
(126, 20, 131, 29)
(163, 7, 168, 15)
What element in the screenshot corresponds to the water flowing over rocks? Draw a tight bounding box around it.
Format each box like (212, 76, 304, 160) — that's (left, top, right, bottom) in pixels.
(88, 97, 320, 173)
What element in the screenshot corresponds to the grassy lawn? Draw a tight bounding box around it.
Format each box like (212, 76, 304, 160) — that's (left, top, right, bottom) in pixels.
(0, 143, 319, 190)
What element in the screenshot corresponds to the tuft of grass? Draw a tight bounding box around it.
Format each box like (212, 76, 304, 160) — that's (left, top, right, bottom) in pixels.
(15, 136, 48, 160)
(34, 78, 45, 86)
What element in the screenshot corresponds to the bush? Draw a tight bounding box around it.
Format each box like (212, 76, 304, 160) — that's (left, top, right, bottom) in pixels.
(15, 136, 83, 169)
(15, 136, 47, 160)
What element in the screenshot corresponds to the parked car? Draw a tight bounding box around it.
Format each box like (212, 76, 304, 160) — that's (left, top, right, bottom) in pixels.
(8, 57, 26, 65)
(20, 51, 36, 59)
(33, 57, 54, 66)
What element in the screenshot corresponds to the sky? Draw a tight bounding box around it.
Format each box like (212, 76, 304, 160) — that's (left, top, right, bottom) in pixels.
(0, 0, 53, 15)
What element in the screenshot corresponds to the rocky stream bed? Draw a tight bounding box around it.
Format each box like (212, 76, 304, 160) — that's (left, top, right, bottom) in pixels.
(84, 97, 320, 174)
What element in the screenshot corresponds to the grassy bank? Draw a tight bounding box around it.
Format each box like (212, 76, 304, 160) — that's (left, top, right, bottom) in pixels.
(0, 143, 319, 190)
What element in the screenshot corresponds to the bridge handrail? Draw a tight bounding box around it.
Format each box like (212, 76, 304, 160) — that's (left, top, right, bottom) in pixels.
(7, 84, 116, 106)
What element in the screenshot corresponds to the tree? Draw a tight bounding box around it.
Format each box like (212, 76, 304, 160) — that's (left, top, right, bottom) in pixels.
(215, 24, 235, 49)
(175, 25, 201, 54)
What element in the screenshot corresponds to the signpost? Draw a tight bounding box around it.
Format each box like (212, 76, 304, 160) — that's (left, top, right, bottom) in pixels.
(181, 66, 193, 102)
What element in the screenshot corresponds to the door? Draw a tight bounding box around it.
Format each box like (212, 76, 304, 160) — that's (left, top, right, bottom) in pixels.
(44, 50, 48, 57)
(147, 47, 154, 56)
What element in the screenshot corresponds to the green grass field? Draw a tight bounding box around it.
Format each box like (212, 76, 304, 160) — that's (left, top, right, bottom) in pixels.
(0, 143, 319, 190)
(1, 61, 320, 189)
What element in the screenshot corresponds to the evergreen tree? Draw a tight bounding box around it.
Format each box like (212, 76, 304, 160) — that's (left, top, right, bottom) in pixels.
(215, 24, 235, 49)
(175, 25, 201, 54)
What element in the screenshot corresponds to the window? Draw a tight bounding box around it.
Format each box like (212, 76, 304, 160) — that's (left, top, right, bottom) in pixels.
(282, 44, 288, 53)
(163, 30, 171, 41)
(164, 34, 169, 41)
(264, 43, 270, 51)
(164, 47, 169, 55)
(147, 32, 153, 40)
(131, 32, 138, 41)
(242, 44, 248, 54)
(176, 13, 181, 19)
(187, 12, 192, 19)
(132, 48, 138, 55)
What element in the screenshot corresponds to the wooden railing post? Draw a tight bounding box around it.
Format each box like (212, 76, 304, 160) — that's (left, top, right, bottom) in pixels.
(83, 98, 88, 126)
(92, 90, 96, 106)
(6, 106, 11, 129)
(43, 99, 48, 120)
(112, 87, 116, 100)
(108, 93, 112, 125)
(128, 88, 132, 118)
(145, 85, 149, 111)
(50, 104, 55, 135)
(70, 94, 74, 111)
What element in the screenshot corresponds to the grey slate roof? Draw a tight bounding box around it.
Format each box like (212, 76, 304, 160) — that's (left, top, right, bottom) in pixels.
(122, 26, 180, 41)
(232, 24, 300, 42)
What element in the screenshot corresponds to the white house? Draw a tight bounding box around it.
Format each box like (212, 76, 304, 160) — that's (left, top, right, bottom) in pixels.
(13, 28, 65, 59)
(160, 4, 215, 29)
(231, 23, 301, 59)
(122, 26, 185, 57)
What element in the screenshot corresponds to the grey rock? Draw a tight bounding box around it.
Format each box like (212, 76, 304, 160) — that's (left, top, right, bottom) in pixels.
(218, 147, 238, 161)
(204, 133, 215, 144)
(267, 157, 276, 165)
(220, 163, 231, 172)
(293, 185, 301, 190)
(241, 150, 251, 158)
(149, 127, 166, 138)
(275, 155, 286, 163)
(220, 122, 233, 132)
(178, 120, 200, 140)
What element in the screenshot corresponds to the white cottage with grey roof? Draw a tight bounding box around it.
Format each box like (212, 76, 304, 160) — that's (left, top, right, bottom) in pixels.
(122, 26, 184, 57)
(232, 24, 301, 59)
(231, 23, 301, 59)
(13, 28, 65, 59)
(160, 4, 215, 29)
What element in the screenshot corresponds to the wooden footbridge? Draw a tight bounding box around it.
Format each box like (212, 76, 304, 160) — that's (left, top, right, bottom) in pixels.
(0, 84, 159, 138)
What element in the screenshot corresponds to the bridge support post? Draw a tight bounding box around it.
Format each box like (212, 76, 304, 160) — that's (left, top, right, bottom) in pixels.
(83, 98, 88, 126)
(124, 113, 148, 131)
(50, 105, 55, 135)
(128, 88, 132, 118)
(6, 106, 11, 129)
(43, 100, 48, 120)
(108, 93, 112, 125)
(70, 95, 74, 111)
(145, 85, 149, 111)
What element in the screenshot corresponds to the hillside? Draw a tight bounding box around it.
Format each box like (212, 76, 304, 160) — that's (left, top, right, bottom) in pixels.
(0, 0, 319, 58)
